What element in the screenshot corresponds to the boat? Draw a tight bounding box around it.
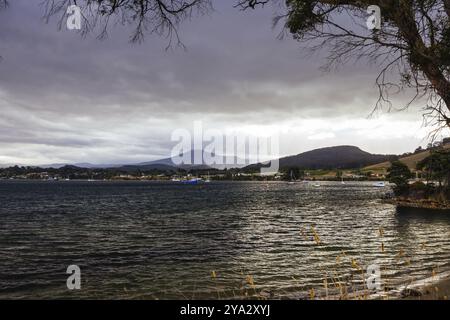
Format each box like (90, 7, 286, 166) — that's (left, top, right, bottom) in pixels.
(341, 177, 345, 185)
(373, 181, 386, 187)
(183, 178, 202, 185)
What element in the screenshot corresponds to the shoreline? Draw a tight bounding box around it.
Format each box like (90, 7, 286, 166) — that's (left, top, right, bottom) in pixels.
(383, 198, 450, 210)
(323, 271, 450, 300)
(397, 271, 450, 300)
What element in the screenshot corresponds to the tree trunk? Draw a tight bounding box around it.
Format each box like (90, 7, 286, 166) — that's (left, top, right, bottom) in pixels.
(421, 62, 450, 115)
(396, 4, 450, 126)
(445, 0, 450, 18)
(447, 171, 450, 188)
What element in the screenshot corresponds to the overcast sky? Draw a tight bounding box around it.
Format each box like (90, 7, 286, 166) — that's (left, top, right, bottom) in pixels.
(0, 0, 446, 166)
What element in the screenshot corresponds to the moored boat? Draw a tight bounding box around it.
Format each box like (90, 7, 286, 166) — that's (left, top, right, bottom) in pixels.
(373, 181, 386, 187)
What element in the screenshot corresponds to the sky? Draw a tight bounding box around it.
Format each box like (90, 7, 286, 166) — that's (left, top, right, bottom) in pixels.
(0, 0, 446, 166)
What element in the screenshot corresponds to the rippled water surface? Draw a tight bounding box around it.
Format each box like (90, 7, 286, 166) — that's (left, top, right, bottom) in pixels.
(0, 180, 449, 299)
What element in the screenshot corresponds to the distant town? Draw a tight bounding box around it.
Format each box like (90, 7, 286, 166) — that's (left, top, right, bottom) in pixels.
(0, 165, 379, 182)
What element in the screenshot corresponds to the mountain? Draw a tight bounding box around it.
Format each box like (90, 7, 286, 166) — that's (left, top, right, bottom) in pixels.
(136, 150, 247, 170)
(21, 146, 397, 172)
(33, 150, 243, 171)
(40, 162, 120, 169)
(245, 145, 396, 171)
(119, 163, 179, 172)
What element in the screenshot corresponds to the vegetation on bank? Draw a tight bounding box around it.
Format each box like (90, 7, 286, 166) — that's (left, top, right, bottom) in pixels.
(387, 149, 450, 209)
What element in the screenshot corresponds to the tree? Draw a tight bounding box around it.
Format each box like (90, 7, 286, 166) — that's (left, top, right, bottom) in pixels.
(239, 1, 450, 131)
(285, 167, 304, 180)
(387, 160, 413, 195)
(414, 146, 424, 153)
(417, 149, 450, 187)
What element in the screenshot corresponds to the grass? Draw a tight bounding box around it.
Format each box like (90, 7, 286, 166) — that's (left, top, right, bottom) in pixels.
(194, 225, 449, 300)
(110, 225, 448, 300)
(364, 144, 450, 172)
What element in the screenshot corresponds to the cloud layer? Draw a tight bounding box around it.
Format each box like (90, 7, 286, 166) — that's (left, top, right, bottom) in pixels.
(0, 1, 439, 165)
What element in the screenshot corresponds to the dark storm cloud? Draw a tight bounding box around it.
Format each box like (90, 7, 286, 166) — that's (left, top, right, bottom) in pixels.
(0, 1, 377, 115)
(0, 1, 429, 165)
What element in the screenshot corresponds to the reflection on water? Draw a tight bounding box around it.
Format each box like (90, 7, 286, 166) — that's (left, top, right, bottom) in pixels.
(0, 181, 449, 299)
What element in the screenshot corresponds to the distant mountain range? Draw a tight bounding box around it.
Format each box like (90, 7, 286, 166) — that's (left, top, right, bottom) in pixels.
(39, 162, 120, 169)
(128, 150, 247, 170)
(24, 145, 396, 171)
(36, 150, 248, 171)
(244, 145, 397, 171)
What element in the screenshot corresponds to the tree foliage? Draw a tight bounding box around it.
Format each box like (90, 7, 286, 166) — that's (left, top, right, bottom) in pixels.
(241, 0, 450, 131)
(285, 167, 305, 180)
(387, 160, 413, 195)
(417, 149, 450, 187)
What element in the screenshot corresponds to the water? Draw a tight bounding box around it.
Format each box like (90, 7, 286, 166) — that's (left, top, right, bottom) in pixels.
(0, 180, 449, 299)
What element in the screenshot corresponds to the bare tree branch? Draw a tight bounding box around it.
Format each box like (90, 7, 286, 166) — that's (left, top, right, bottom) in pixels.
(241, 0, 450, 130)
(234, 0, 269, 10)
(42, 0, 212, 47)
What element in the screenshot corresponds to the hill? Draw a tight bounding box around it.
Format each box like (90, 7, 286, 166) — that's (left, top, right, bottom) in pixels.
(364, 143, 450, 172)
(136, 150, 246, 170)
(245, 145, 396, 171)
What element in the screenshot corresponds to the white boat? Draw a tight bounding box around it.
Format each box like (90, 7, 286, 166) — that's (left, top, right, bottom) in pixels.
(373, 181, 386, 187)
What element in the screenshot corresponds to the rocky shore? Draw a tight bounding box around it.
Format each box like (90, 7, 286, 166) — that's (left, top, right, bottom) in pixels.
(384, 197, 450, 210)
(399, 273, 450, 300)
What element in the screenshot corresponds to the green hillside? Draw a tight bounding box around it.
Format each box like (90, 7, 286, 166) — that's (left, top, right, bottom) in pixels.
(364, 143, 450, 173)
